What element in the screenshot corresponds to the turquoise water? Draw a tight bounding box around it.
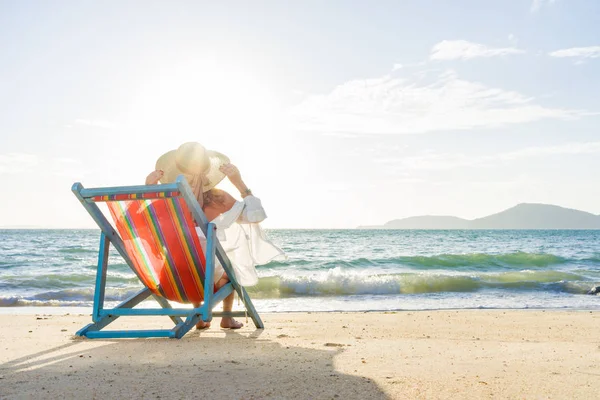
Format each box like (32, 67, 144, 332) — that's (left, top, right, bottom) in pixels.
(0, 229, 599, 312)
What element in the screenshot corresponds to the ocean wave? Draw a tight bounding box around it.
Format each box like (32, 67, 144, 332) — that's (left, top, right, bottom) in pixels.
(356, 252, 569, 268)
(261, 252, 575, 271)
(582, 254, 600, 263)
(246, 268, 594, 297)
(0, 273, 139, 291)
(32, 287, 139, 301)
(1, 268, 597, 307)
(0, 287, 143, 307)
(260, 259, 313, 268)
(58, 247, 98, 254)
(0, 261, 23, 269)
(0, 296, 93, 307)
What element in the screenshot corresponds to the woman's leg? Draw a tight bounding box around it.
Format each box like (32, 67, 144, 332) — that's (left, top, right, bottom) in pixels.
(195, 273, 243, 329)
(194, 301, 210, 329)
(217, 273, 243, 329)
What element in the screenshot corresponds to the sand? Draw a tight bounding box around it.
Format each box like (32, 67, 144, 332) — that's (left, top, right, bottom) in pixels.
(1, 310, 599, 399)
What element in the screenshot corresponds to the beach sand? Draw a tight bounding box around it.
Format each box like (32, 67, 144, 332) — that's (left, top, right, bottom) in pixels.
(0, 310, 599, 399)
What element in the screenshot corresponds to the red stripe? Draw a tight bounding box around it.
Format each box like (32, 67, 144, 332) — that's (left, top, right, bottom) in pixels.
(132, 200, 180, 301)
(165, 199, 203, 303)
(107, 202, 161, 295)
(145, 200, 187, 303)
(173, 197, 212, 300)
(153, 200, 192, 302)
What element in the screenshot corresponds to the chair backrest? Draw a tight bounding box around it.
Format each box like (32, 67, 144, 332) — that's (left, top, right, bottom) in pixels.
(94, 192, 209, 304)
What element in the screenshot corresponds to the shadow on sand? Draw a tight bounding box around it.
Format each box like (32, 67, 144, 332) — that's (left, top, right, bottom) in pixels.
(1, 328, 388, 399)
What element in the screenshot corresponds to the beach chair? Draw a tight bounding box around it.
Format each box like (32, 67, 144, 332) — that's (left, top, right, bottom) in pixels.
(71, 176, 263, 339)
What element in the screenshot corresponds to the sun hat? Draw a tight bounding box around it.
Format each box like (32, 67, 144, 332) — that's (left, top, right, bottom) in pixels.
(155, 142, 230, 192)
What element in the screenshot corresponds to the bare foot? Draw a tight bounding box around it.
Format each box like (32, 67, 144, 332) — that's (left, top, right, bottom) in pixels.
(220, 317, 243, 329)
(196, 320, 211, 330)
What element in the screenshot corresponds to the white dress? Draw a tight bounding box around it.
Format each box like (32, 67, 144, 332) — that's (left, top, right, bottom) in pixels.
(196, 196, 286, 286)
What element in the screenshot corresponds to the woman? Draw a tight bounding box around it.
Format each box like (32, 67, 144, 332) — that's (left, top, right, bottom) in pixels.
(146, 142, 284, 329)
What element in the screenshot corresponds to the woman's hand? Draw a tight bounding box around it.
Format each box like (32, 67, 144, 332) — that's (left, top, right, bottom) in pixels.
(219, 163, 243, 186)
(145, 170, 163, 185)
(220, 163, 251, 197)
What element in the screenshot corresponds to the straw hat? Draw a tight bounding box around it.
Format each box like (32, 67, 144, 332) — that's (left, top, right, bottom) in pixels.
(155, 142, 230, 192)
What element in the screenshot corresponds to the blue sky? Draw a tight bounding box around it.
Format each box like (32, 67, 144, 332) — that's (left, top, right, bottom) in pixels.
(1, 0, 599, 228)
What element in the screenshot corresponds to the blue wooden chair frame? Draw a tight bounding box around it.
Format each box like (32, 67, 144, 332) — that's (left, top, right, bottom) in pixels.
(71, 176, 264, 339)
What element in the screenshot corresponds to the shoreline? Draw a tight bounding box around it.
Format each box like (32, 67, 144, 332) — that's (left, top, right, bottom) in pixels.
(1, 305, 599, 315)
(1, 310, 599, 399)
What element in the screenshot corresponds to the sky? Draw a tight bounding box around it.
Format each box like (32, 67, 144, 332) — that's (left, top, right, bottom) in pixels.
(1, 0, 599, 229)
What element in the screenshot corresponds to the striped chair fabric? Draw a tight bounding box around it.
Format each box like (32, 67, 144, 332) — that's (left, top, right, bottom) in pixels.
(106, 196, 210, 304)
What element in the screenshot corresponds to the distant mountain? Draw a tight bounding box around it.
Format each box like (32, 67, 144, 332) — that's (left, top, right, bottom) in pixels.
(382, 216, 470, 230)
(358, 203, 600, 230)
(0, 225, 45, 229)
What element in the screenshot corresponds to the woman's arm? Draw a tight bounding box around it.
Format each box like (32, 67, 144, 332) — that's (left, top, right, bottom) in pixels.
(218, 163, 267, 223)
(204, 206, 221, 222)
(146, 169, 206, 209)
(219, 163, 253, 198)
(145, 170, 164, 185)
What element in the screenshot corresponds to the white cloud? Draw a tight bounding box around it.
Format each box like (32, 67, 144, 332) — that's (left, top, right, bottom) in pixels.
(430, 40, 524, 61)
(530, 0, 556, 13)
(0, 153, 94, 178)
(54, 157, 79, 164)
(73, 119, 117, 130)
(392, 63, 403, 71)
(323, 132, 361, 138)
(289, 70, 587, 135)
(382, 142, 600, 171)
(549, 46, 600, 59)
(498, 142, 600, 158)
(49, 158, 93, 178)
(0, 153, 39, 174)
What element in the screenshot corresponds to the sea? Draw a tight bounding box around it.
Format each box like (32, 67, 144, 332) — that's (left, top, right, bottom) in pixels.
(1, 229, 599, 314)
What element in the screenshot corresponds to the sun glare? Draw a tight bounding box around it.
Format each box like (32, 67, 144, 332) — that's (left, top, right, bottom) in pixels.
(130, 61, 280, 144)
